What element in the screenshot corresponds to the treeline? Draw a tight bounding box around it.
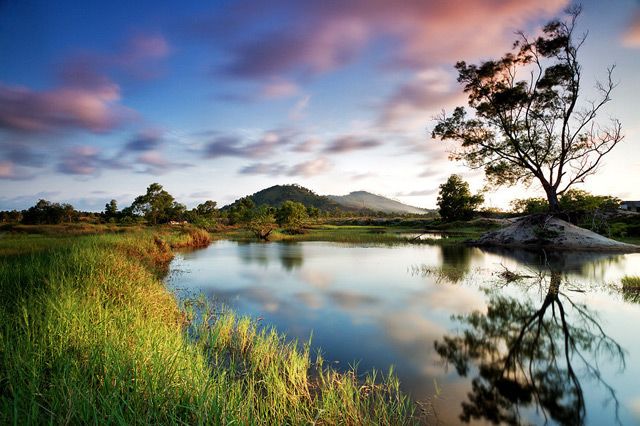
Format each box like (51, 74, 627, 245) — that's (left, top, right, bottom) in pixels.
(0, 183, 431, 229)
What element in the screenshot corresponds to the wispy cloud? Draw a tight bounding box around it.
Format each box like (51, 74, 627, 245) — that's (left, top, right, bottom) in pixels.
(240, 156, 332, 177)
(323, 135, 382, 154)
(203, 129, 296, 159)
(57, 145, 125, 176)
(124, 128, 164, 152)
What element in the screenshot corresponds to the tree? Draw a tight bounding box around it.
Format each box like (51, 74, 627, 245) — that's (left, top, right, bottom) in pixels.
(275, 200, 308, 230)
(246, 205, 277, 240)
(432, 6, 623, 212)
(195, 200, 217, 218)
(103, 199, 118, 221)
(226, 196, 255, 225)
(21, 199, 75, 224)
(437, 175, 484, 221)
(130, 183, 185, 225)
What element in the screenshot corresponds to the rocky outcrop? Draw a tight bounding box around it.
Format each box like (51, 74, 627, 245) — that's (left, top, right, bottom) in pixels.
(472, 214, 640, 251)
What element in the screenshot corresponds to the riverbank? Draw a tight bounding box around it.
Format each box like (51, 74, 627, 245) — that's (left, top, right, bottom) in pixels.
(0, 229, 416, 424)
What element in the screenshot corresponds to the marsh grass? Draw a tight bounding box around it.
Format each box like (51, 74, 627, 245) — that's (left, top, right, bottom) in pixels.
(621, 276, 640, 289)
(0, 231, 416, 424)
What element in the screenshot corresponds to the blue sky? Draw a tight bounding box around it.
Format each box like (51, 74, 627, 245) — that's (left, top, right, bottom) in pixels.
(1, 0, 639, 210)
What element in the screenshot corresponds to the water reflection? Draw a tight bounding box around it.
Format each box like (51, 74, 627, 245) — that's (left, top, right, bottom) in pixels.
(435, 271, 625, 425)
(479, 246, 627, 279)
(278, 243, 304, 271)
(169, 241, 640, 425)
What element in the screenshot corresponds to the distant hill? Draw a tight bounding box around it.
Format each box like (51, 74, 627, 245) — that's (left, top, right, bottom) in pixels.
(328, 191, 431, 214)
(223, 184, 344, 211)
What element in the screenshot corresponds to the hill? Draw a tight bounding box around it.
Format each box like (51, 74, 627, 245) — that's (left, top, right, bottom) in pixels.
(223, 184, 344, 211)
(328, 191, 431, 214)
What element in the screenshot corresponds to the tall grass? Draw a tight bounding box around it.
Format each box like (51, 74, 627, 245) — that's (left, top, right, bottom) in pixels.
(0, 231, 415, 424)
(622, 275, 640, 289)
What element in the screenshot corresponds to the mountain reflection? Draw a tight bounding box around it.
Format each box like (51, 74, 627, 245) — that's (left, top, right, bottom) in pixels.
(435, 271, 625, 425)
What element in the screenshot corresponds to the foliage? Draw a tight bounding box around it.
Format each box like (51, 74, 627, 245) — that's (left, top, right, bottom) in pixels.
(21, 199, 77, 225)
(225, 196, 256, 225)
(437, 175, 484, 221)
(432, 7, 623, 211)
(510, 197, 549, 214)
(102, 199, 118, 222)
(0, 210, 23, 223)
(275, 200, 309, 229)
(130, 183, 186, 225)
(246, 205, 277, 240)
(185, 200, 218, 228)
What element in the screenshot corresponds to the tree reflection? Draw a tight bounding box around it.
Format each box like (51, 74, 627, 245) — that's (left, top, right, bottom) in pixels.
(278, 243, 303, 271)
(435, 271, 625, 425)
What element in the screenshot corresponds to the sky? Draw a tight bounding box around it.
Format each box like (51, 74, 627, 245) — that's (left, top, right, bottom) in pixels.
(0, 0, 639, 211)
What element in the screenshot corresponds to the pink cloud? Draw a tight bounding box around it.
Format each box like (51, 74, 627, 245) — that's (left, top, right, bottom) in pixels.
(622, 11, 640, 48)
(0, 161, 13, 178)
(378, 69, 464, 129)
(260, 79, 300, 98)
(138, 151, 168, 167)
(0, 82, 131, 134)
(288, 156, 332, 177)
(208, 0, 567, 80)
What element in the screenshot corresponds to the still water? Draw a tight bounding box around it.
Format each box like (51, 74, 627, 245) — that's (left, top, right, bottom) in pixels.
(167, 240, 640, 425)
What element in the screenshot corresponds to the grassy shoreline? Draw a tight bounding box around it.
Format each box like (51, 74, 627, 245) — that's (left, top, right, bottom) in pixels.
(0, 229, 416, 424)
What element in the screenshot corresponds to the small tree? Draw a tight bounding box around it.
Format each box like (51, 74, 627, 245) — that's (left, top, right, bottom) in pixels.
(276, 201, 308, 230)
(432, 7, 623, 212)
(103, 199, 118, 221)
(246, 205, 277, 240)
(437, 175, 484, 222)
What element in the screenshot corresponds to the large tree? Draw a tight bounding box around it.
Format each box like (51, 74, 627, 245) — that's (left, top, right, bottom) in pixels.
(432, 6, 623, 212)
(131, 183, 185, 225)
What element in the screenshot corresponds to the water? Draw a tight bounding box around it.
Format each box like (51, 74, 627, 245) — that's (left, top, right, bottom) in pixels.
(167, 240, 640, 425)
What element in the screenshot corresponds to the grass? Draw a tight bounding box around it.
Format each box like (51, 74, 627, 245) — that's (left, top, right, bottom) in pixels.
(621, 276, 640, 289)
(0, 229, 416, 424)
(220, 223, 483, 246)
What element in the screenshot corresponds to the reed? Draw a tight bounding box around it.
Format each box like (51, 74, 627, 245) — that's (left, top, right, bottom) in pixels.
(0, 231, 416, 424)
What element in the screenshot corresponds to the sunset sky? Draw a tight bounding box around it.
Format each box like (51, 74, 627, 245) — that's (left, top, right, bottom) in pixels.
(1, 0, 639, 211)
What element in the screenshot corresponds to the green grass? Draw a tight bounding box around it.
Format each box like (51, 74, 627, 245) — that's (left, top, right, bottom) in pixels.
(220, 223, 482, 246)
(0, 230, 416, 424)
(622, 276, 640, 289)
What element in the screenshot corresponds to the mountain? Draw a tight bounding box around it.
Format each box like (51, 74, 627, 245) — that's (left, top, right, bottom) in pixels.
(328, 191, 431, 214)
(223, 184, 344, 211)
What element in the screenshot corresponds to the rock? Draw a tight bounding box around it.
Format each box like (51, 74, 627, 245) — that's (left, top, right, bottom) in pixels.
(471, 214, 640, 252)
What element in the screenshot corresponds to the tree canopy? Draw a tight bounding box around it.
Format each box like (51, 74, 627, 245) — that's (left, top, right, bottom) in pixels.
(276, 200, 308, 230)
(131, 183, 186, 225)
(432, 6, 623, 212)
(437, 175, 484, 221)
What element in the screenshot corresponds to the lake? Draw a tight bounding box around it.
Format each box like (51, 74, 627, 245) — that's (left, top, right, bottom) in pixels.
(167, 240, 640, 425)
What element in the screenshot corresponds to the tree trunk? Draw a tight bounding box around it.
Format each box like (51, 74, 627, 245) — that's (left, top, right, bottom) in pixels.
(544, 186, 561, 213)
